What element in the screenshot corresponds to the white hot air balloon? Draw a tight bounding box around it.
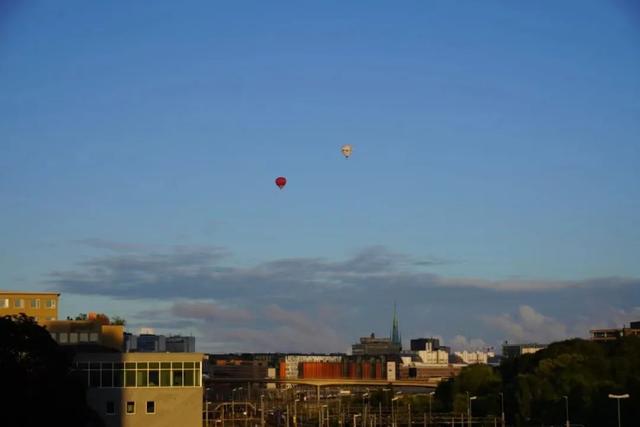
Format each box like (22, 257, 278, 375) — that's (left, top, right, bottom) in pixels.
(341, 144, 353, 159)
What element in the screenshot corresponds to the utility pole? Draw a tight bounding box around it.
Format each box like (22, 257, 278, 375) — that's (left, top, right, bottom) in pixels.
(563, 395, 570, 427)
(499, 392, 505, 427)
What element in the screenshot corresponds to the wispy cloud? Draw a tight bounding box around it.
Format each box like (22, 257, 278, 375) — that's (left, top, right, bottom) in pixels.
(44, 241, 640, 352)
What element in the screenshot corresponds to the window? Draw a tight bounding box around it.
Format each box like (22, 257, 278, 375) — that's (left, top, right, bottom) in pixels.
(106, 401, 116, 415)
(46, 299, 56, 308)
(30, 299, 40, 309)
(14, 299, 24, 308)
(79, 332, 89, 342)
(0, 298, 9, 308)
(126, 401, 135, 414)
(146, 401, 155, 414)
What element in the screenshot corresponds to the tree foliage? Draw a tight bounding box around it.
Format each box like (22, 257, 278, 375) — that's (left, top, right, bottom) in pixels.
(435, 337, 640, 426)
(0, 314, 103, 427)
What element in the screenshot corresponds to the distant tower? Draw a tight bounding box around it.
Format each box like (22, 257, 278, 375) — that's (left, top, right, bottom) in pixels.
(391, 302, 402, 350)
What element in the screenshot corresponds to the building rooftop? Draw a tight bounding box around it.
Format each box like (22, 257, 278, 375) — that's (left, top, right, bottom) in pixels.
(0, 290, 61, 295)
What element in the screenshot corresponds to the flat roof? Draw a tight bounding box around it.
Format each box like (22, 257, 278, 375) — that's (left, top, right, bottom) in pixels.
(75, 352, 205, 362)
(0, 290, 61, 296)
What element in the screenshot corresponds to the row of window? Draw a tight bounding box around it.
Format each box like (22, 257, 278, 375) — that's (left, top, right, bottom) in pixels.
(0, 298, 56, 309)
(73, 361, 202, 388)
(52, 332, 100, 344)
(106, 400, 155, 415)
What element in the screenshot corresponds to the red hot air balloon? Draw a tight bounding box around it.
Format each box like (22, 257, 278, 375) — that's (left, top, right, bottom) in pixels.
(275, 176, 287, 189)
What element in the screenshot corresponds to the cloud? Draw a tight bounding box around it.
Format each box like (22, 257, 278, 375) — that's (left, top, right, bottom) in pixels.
(448, 335, 491, 351)
(74, 238, 150, 253)
(44, 240, 640, 352)
(484, 305, 571, 344)
(171, 301, 254, 323)
(47, 243, 640, 300)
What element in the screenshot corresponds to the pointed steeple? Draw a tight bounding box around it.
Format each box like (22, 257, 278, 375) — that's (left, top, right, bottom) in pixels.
(391, 301, 402, 350)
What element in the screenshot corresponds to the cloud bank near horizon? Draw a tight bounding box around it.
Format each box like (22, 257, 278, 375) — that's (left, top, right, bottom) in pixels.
(45, 239, 640, 352)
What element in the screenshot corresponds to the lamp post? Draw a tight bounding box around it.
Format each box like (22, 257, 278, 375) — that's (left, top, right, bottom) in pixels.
(260, 395, 265, 427)
(206, 401, 212, 427)
(563, 395, 569, 427)
(232, 387, 243, 426)
(362, 392, 369, 427)
(499, 392, 505, 427)
(392, 396, 401, 427)
(467, 393, 477, 427)
(608, 394, 630, 427)
(353, 413, 361, 427)
(293, 398, 300, 427)
(428, 391, 435, 423)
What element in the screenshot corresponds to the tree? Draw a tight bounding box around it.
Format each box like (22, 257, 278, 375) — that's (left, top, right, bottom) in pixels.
(111, 315, 126, 326)
(0, 314, 104, 427)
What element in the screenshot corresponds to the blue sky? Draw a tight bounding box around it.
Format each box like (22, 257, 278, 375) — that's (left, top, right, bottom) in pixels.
(1, 1, 639, 353)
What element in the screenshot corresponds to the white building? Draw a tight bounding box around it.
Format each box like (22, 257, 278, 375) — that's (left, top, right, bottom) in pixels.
(454, 350, 495, 364)
(417, 349, 449, 365)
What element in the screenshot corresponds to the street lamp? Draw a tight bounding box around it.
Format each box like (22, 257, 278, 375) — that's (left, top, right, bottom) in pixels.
(232, 387, 243, 424)
(392, 396, 401, 427)
(428, 391, 435, 423)
(466, 393, 477, 427)
(499, 392, 505, 427)
(362, 392, 369, 427)
(608, 393, 630, 427)
(563, 395, 570, 427)
(205, 401, 212, 427)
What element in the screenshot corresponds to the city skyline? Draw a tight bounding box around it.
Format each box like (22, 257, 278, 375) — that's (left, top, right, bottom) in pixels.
(2, 1, 639, 353)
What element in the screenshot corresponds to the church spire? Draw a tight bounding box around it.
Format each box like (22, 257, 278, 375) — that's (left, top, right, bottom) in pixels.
(391, 301, 402, 349)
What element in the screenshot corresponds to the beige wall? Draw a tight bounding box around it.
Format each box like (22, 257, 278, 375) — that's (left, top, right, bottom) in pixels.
(42, 320, 125, 351)
(76, 352, 204, 427)
(87, 387, 203, 427)
(0, 291, 59, 322)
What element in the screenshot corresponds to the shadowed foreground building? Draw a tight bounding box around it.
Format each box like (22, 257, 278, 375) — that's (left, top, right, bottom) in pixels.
(74, 352, 204, 427)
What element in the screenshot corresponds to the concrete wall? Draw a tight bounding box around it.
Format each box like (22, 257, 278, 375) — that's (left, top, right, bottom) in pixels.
(87, 387, 203, 427)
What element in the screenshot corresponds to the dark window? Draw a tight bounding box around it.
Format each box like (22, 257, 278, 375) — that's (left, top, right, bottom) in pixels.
(149, 370, 159, 387)
(126, 401, 135, 414)
(101, 369, 113, 387)
(146, 401, 155, 414)
(160, 370, 171, 386)
(106, 401, 116, 415)
(172, 369, 183, 386)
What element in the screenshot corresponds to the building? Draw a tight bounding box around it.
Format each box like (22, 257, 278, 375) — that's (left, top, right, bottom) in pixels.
(502, 343, 547, 358)
(391, 302, 402, 350)
(352, 333, 402, 356)
(0, 290, 60, 323)
(126, 333, 196, 352)
(74, 351, 204, 427)
(279, 354, 342, 379)
(410, 337, 441, 352)
(417, 348, 449, 365)
(166, 335, 196, 352)
(42, 318, 125, 351)
(454, 350, 495, 364)
(590, 321, 640, 341)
